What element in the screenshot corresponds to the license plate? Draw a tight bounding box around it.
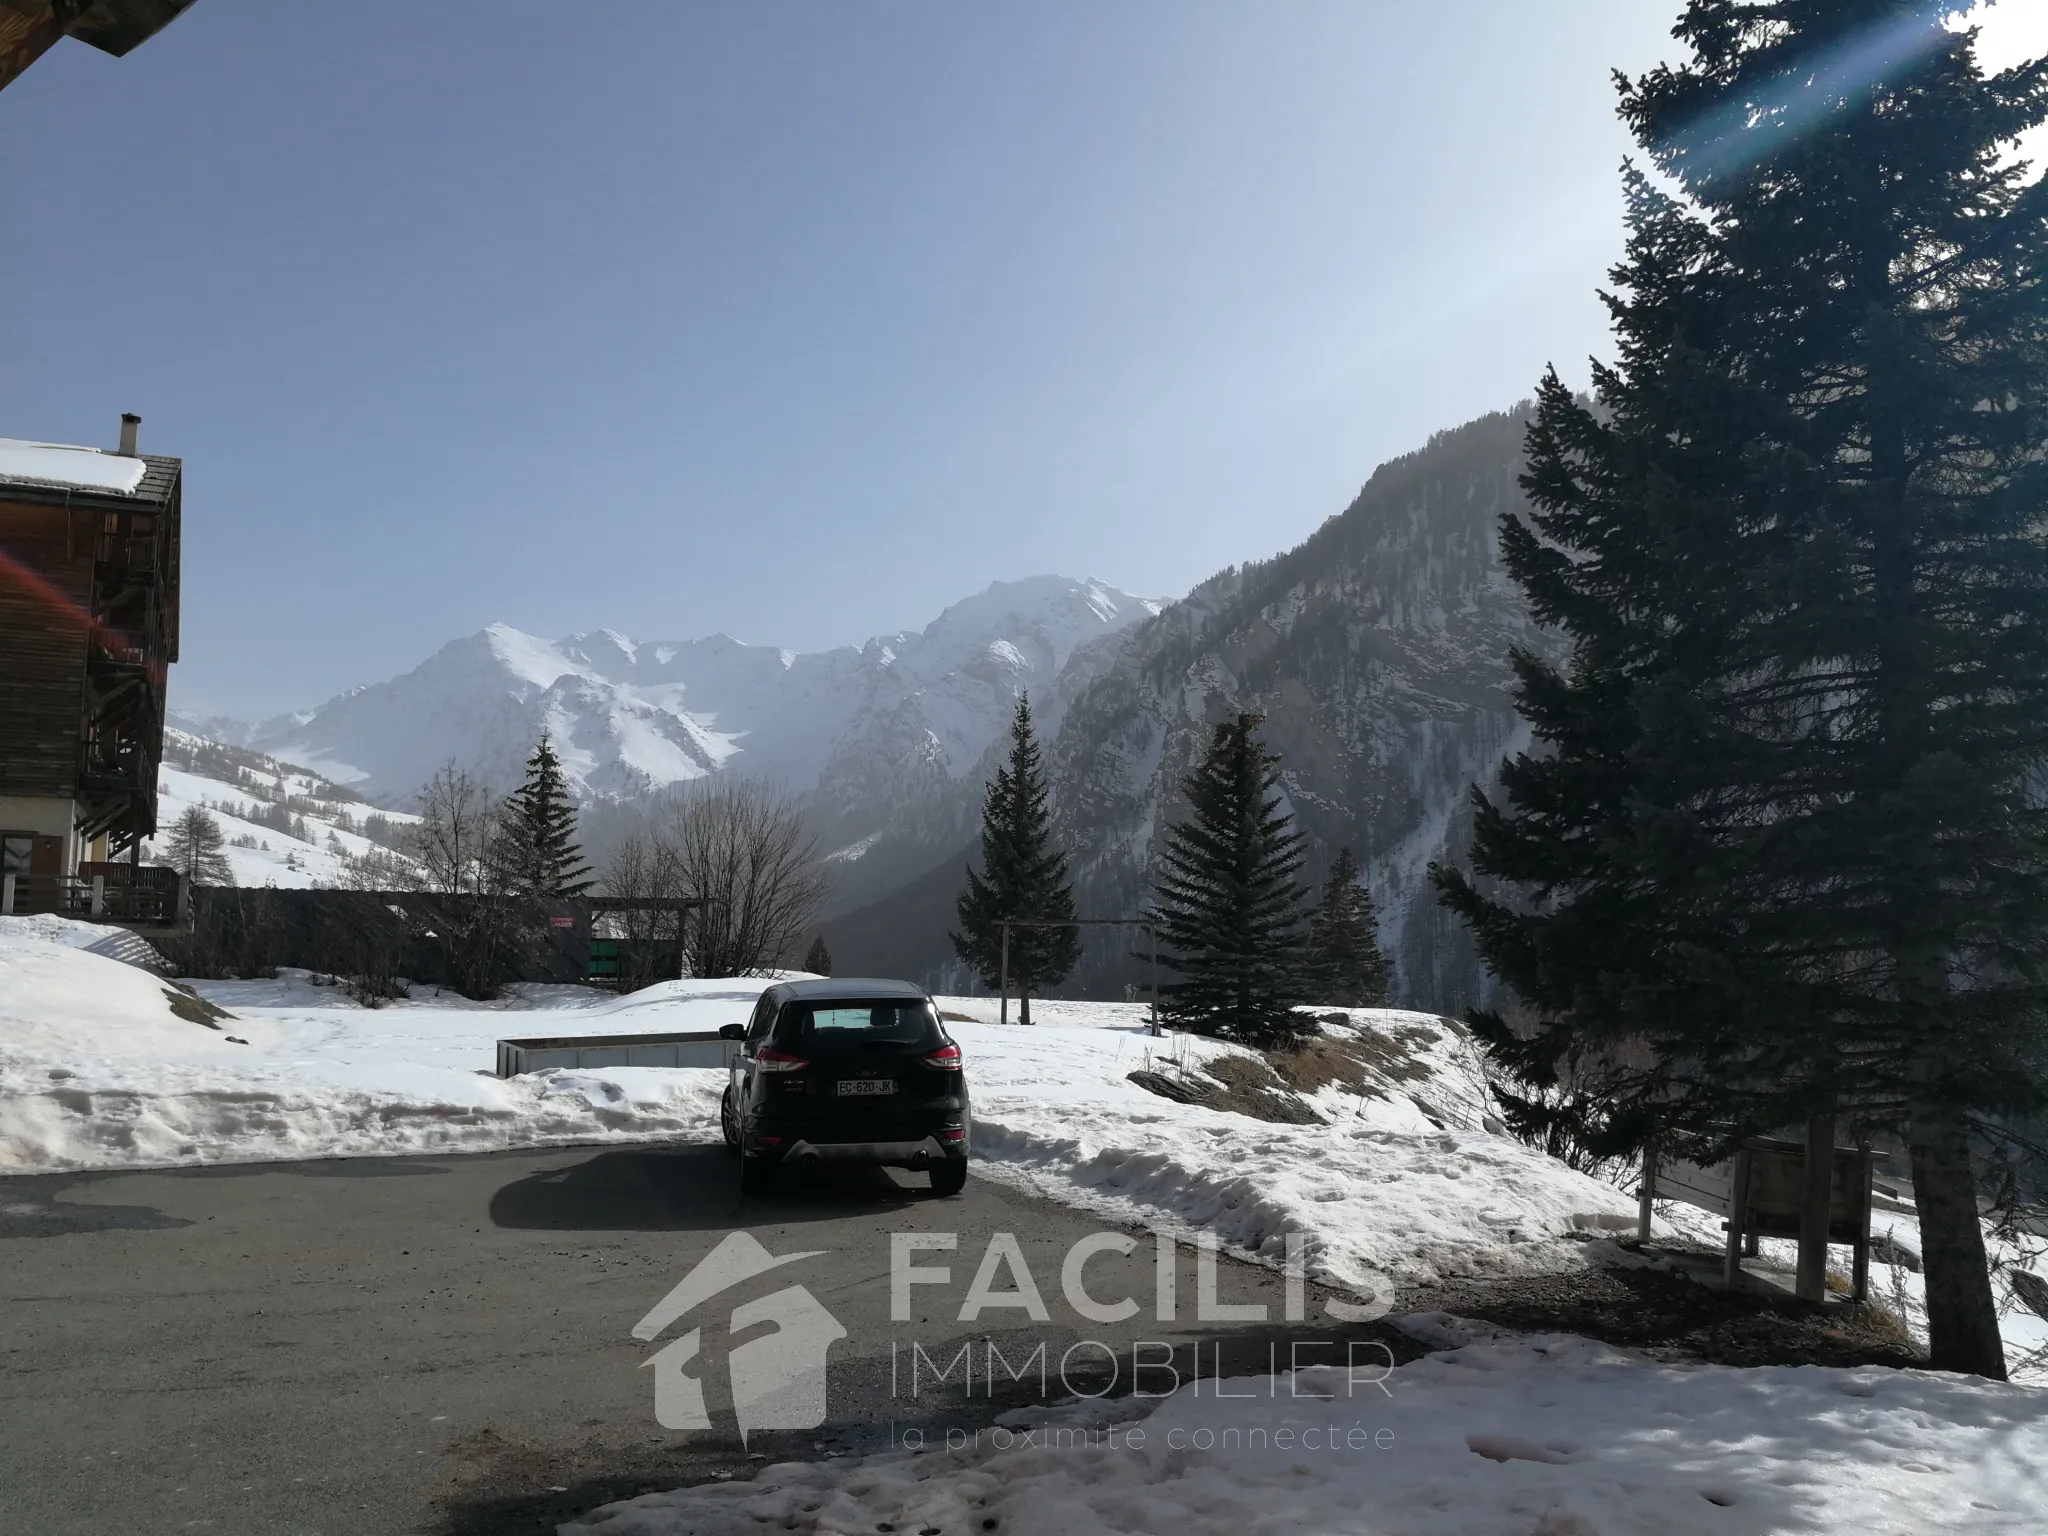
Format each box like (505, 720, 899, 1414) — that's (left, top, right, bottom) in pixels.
(836, 1079, 894, 1097)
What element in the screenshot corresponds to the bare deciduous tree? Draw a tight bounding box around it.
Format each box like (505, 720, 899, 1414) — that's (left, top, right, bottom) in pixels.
(667, 780, 832, 977)
(601, 780, 832, 982)
(407, 762, 498, 895)
(598, 826, 688, 992)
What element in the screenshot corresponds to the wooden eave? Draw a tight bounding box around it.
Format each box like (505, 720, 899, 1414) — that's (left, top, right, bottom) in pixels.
(0, 0, 196, 94)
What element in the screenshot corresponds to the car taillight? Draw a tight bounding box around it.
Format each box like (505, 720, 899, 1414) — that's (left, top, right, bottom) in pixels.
(755, 1047, 810, 1073)
(922, 1043, 963, 1070)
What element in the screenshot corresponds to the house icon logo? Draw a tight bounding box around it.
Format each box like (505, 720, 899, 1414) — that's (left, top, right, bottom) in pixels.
(633, 1231, 847, 1442)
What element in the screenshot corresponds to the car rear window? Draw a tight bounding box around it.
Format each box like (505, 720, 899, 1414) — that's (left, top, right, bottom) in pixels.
(777, 1001, 940, 1046)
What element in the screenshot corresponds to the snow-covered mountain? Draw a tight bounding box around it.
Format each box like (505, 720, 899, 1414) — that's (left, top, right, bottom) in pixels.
(201, 577, 1162, 828)
(147, 730, 422, 889)
(169, 408, 1555, 1012)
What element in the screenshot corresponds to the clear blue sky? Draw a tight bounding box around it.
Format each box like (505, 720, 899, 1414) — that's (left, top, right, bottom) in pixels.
(8, 1, 2002, 717)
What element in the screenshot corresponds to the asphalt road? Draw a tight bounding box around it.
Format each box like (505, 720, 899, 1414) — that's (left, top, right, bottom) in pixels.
(0, 1144, 1398, 1535)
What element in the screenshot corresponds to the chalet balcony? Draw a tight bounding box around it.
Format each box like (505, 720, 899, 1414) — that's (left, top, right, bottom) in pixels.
(0, 864, 189, 933)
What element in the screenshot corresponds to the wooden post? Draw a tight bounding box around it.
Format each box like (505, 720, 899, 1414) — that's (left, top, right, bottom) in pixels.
(1851, 1149, 1874, 1304)
(998, 921, 1010, 1028)
(1148, 923, 1161, 1037)
(1797, 1113, 1836, 1304)
(1723, 1146, 1752, 1289)
(0, 872, 13, 916)
(1637, 1141, 1659, 1243)
(91, 874, 105, 917)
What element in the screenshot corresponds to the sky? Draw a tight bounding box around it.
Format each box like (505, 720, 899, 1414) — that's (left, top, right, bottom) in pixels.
(2, 1, 2044, 718)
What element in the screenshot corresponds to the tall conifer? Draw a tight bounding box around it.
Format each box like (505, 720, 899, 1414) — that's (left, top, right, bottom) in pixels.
(1435, 1, 2048, 1378)
(1304, 847, 1393, 1008)
(495, 734, 594, 898)
(1151, 714, 1313, 1047)
(952, 696, 1079, 1023)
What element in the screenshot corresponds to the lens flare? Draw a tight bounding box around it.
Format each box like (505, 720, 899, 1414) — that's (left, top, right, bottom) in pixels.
(0, 543, 167, 687)
(1656, 10, 1959, 193)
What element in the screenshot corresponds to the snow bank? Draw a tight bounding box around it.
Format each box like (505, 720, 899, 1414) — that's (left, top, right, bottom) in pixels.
(566, 1330, 2048, 1536)
(0, 1055, 721, 1172)
(0, 931, 263, 1062)
(0, 911, 167, 969)
(942, 1002, 1643, 1299)
(0, 939, 730, 1173)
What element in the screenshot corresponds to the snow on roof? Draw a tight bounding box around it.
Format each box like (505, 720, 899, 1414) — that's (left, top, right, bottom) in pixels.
(0, 437, 148, 495)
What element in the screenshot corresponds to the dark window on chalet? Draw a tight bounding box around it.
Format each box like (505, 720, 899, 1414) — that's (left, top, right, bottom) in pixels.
(1, 835, 32, 876)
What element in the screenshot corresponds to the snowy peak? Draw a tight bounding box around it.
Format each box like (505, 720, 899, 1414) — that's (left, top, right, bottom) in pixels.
(913, 576, 1160, 679)
(478, 623, 590, 691)
(234, 575, 1162, 809)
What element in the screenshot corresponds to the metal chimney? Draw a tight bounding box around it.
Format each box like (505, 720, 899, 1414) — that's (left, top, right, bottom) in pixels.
(118, 413, 140, 455)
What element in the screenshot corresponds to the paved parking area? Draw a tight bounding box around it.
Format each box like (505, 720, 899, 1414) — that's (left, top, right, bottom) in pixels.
(0, 1146, 1375, 1534)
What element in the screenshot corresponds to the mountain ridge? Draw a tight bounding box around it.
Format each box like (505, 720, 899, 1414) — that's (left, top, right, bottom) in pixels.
(173, 575, 1165, 823)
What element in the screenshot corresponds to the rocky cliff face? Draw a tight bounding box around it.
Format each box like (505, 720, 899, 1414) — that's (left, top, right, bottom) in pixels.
(828, 406, 1550, 1014)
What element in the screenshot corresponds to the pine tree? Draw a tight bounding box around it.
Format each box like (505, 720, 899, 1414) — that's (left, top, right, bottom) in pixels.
(1150, 714, 1312, 1047)
(1434, 1, 2048, 1379)
(804, 934, 833, 976)
(160, 806, 233, 886)
(951, 695, 1079, 1024)
(1303, 847, 1392, 1007)
(494, 734, 594, 898)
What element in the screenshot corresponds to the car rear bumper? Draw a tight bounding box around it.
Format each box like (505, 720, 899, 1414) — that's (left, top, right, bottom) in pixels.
(772, 1134, 962, 1166)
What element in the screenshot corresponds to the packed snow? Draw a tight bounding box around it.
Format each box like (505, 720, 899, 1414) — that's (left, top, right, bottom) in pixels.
(565, 1332, 2048, 1536)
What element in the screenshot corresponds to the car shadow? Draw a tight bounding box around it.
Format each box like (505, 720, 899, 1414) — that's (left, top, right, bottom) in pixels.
(487, 1145, 932, 1232)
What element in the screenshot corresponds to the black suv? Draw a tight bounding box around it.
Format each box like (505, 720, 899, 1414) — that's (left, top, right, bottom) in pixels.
(719, 978, 972, 1195)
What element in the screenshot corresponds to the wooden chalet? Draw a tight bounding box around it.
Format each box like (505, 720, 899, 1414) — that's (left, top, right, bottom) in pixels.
(0, 0, 195, 94)
(0, 416, 186, 927)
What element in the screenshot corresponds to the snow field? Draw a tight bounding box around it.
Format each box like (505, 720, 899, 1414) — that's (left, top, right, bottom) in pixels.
(144, 730, 424, 889)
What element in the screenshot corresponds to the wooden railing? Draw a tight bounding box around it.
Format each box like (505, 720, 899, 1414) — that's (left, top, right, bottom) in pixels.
(0, 866, 188, 930)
